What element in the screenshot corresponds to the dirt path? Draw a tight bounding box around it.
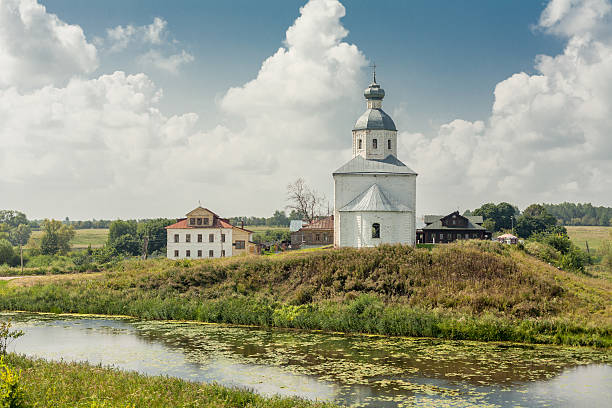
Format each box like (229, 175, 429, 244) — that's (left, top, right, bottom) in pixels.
(0, 276, 39, 281)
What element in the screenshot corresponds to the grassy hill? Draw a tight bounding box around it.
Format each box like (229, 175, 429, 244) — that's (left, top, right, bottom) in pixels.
(1, 241, 610, 347)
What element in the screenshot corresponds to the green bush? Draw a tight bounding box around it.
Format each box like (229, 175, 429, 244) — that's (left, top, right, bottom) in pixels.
(0, 241, 14, 266)
(0, 357, 24, 408)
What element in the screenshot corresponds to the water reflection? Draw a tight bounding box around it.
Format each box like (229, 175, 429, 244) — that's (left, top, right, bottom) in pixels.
(4, 312, 611, 408)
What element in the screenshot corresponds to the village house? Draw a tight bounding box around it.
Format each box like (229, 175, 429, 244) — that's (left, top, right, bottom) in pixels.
(166, 206, 259, 259)
(416, 211, 492, 244)
(290, 216, 334, 249)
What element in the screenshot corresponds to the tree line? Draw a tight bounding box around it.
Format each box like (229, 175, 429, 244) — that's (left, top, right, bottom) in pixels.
(542, 202, 612, 226)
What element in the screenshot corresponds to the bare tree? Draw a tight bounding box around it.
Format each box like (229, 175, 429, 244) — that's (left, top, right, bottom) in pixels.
(286, 178, 325, 224)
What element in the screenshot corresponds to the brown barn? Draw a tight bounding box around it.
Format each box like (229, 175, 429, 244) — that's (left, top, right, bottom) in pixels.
(416, 211, 492, 244)
(291, 216, 334, 248)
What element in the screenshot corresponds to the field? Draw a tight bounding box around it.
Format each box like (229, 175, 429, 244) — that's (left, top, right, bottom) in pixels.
(566, 226, 612, 253)
(30, 228, 109, 249)
(1, 354, 334, 408)
(1, 241, 610, 347)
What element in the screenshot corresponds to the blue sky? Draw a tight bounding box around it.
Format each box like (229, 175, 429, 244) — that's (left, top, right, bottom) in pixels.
(1, 0, 611, 219)
(41, 0, 563, 132)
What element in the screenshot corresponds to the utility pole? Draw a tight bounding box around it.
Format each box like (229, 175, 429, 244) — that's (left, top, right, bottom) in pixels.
(20, 245, 23, 274)
(142, 236, 149, 260)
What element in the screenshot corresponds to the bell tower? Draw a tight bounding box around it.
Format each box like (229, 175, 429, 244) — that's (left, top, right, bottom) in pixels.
(351, 66, 398, 160)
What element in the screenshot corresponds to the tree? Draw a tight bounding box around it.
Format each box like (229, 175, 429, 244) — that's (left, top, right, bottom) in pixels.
(137, 218, 176, 255)
(472, 202, 519, 232)
(40, 219, 75, 255)
(286, 178, 325, 224)
(515, 205, 560, 238)
(108, 220, 137, 244)
(0, 239, 14, 265)
(111, 234, 141, 256)
(9, 224, 31, 273)
(0, 211, 27, 229)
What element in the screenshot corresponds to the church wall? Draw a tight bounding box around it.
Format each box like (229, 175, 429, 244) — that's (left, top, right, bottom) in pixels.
(339, 211, 414, 247)
(352, 129, 397, 160)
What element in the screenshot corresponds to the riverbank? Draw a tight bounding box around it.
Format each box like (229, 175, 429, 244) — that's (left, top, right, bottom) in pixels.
(0, 242, 610, 347)
(1, 353, 335, 408)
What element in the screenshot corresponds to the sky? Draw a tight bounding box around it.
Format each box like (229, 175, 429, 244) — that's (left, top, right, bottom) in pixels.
(0, 0, 611, 220)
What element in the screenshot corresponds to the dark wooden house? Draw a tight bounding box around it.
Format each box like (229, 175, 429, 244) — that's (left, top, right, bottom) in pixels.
(290, 216, 334, 248)
(416, 211, 492, 244)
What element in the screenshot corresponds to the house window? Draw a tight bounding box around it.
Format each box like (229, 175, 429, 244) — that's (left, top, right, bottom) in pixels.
(174, 250, 179, 257)
(203, 217, 209, 225)
(190, 218, 195, 225)
(235, 240, 245, 249)
(440, 233, 444, 240)
(373, 138, 378, 149)
(186, 250, 191, 257)
(209, 250, 214, 258)
(387, 139, 391, 149)
(372, 223, 380, 239)
(315, 234, 320, 241)
(174, 234, 179, 243)
(197, 250, 202, 257)
(221, 250, 225, 257)
(197, 218, 202, 225)
(209, 234, 214, 242)
(186, 234, 191, 243)
(221, 234, 226, 243)
(358, 139, 362, 149)
(323, 233, 328, 241)
(465, 234, 469, 239)
(197, 234, 202, 243)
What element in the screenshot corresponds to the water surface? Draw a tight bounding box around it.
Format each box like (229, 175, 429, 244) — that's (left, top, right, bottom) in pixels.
(4, 312, 611, 407)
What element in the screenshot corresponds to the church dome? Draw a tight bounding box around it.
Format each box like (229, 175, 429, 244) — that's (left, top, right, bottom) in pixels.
(353, 108, 396, 131)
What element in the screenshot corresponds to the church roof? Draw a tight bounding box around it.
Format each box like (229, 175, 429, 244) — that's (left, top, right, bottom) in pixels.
(353, 108, 396, 131)
(340, 184, 410, 212)
(333, 154, 417, 175)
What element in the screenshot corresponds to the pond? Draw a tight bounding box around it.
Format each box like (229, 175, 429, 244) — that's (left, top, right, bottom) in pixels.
(4, 312, 611, 407)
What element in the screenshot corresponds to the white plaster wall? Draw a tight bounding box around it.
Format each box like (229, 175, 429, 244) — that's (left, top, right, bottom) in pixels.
(339, 211, 414, 247)
(352, 129, 397, 159)
(334, 173, 416, 247)
(166, 228, 233, 259)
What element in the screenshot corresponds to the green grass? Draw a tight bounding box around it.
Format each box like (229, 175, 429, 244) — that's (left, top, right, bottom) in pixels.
(30, 228, 109, 249)
(245, 226, 289, 233)
(1, 241, 610, 347)
(566, 226, 612, 253)
(2, 354, 335, 408)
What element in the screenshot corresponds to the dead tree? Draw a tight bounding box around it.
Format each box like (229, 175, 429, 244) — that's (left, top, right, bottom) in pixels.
(286, 178, 325, 224)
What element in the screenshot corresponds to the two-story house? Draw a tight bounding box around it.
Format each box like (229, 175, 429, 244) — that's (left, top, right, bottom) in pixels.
(165, 207, 257, 259)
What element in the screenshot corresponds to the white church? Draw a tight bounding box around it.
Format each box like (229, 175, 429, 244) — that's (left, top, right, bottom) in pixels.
(333, 74, 417, 247)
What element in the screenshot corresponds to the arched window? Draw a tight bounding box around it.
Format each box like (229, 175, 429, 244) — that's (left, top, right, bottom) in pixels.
(358, 139, 362, 149)
(372, 223, 380, 239)
(387, 139, 391, 149)
(373, 139, 378, 149)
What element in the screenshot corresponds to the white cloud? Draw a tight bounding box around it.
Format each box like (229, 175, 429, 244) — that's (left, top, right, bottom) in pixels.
(105, 17, 168, 52)
(0, 0, 98, 90)
(139, 50, 194, 74)
(0, 0, 365, 218)
(400, 0, 612, 213)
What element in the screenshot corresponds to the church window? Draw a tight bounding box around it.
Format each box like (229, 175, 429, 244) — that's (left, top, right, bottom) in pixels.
(372, 223, 380, 239)
(373, 139, 378, 149)
(387, 139, 391, 149)
(358, 139, 362, 149)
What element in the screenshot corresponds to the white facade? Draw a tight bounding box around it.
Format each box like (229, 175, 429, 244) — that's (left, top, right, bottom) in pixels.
(166, 228, 233, 259)
(333, 78, 417, 248)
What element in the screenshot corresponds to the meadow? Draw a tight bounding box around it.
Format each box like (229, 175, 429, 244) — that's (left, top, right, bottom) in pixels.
(30, 228, 109, 249)
(1, 354, 335, 408)
(0, 241, 610, 347)
(566, 225, 612, 253)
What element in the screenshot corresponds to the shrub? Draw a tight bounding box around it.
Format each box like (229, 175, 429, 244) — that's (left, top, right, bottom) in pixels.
(0, 357, 24, 408)
(0, 241, 13, 266)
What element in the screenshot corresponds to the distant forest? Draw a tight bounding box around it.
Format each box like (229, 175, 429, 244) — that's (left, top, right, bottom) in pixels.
(542, 202, 612, 226)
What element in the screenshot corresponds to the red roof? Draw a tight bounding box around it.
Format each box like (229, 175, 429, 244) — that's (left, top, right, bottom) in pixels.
(165, 217, 252, 233)
(301, 215, 334, 230)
